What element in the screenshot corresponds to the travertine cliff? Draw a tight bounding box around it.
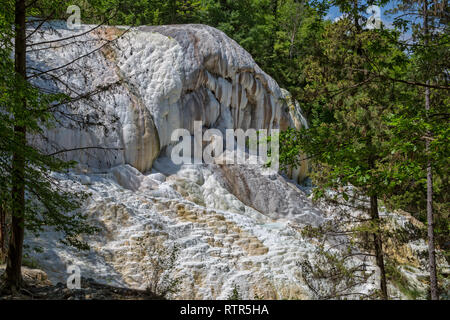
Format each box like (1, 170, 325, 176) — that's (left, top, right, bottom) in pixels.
(23, 23, 439, 300)
(28, 23, 307, 181)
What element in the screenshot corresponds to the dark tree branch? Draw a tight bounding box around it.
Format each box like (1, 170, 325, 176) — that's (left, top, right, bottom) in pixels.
(47, 146, 123, 157)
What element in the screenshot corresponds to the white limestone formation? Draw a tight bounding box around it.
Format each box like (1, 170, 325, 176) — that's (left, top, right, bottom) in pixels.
(25, 158, 433, 299)
(28, 23, 307, 181)
(22, 23, 438, 300)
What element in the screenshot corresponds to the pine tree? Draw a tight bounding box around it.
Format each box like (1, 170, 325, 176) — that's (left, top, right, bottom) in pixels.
(0, 0, 126, 291)
(279, 0, 449, 299)
(385, 0, 449, 300)
(278, 1, 414, 299)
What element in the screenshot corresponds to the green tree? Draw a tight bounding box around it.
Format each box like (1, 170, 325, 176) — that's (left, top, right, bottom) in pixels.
(383, 0, 449, 300)
(279, 0, 449, 299)
(0, 0, 100, 291)
(279, 7, 412, 298)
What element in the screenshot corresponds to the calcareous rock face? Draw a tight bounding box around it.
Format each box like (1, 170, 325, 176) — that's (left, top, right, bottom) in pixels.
(28, 23, 307, 180)
(23, 23, 439, 300)
(25, 161, 321, 299)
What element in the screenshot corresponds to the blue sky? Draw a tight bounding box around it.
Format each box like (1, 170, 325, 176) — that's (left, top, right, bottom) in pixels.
(323, 1, 416, 41)
(324, 1, 401, 26)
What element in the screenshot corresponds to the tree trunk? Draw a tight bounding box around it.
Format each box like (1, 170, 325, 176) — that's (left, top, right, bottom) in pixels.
(0, 203, 5, 262)
(0, 203, 6, 262)
(270, 0, 278, 60)
(370, 194, 388, 299)
(426, 139, 438, 300)
(423, 0, 439, 300)
(352, 0, 361, 31)
(168, 0, 177, 24)
(5, 0, 27, 291)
